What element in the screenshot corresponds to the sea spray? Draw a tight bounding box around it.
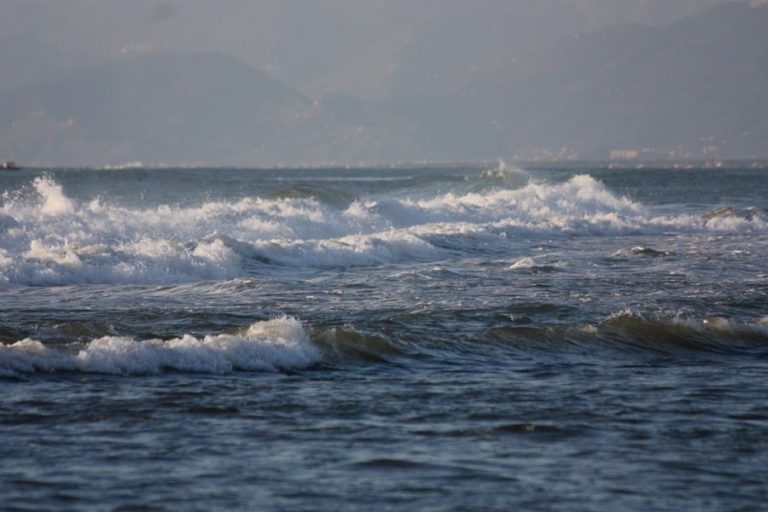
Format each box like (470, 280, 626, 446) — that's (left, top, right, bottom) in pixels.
(0, 173, 765, 286)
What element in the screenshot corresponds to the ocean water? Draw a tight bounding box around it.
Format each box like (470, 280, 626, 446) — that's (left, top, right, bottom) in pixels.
(1, 163, 767, 511)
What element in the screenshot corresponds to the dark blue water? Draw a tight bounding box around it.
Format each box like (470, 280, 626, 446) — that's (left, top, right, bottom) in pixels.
(1, 164, 767, 511)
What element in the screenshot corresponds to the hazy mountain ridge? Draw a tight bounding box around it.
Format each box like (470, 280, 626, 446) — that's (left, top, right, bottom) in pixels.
(1, 1, 766, 165)
(0, 0, 731, 98)
(1, 54, 296, 164)
(405, 1, 768, 160)
(515, 2, 768, 158)
(0, 53, 420, 165)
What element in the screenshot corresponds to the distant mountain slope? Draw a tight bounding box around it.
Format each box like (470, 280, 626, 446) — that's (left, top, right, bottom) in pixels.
(0, 54, 316, 165)
(0, 0, 730, 100)
(0, 53, 425, 166)
(381, 0, 728, 99)
(442, 1, 768, 159)
(1, 2, 766, 165)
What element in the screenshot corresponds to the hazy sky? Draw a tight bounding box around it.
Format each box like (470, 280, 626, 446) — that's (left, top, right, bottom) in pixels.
(0, 0, 728, 98)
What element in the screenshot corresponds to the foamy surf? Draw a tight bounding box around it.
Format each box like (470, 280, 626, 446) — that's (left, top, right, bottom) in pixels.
(0, 317, 321, 376)
(0, 172, 765, 286)
(2, 165, 767, 512)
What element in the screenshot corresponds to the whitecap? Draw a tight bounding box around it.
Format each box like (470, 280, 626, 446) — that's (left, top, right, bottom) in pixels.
(1, 174, 765, 286)
(0, 317, 320, 376)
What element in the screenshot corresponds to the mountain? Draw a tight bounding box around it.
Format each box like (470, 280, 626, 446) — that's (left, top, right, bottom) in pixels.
(0, 53, 422, 166)
(397, 1, 768, 160)
(377, 0, 729, 99)
(1, 2, 766, 165)
(0, 54, 319, 165)
(0, 0, 731, 100)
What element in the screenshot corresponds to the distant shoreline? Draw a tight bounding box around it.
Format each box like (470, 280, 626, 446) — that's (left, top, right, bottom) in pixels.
(514, 159, 768, 171)
(7, 158, 768, 172)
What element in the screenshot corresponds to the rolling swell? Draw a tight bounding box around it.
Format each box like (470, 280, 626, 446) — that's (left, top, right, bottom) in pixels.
(484, 312, 768, 357)
(3, 312, 765, 377)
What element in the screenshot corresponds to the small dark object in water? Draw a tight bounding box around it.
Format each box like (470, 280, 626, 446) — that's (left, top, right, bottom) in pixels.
(1, 161, 20, 170)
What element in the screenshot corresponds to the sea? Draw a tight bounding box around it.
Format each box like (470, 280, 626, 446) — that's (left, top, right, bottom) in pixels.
(1, 163, 766, 511)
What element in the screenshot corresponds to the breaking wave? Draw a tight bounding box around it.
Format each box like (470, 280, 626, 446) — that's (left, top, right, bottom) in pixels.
(4, 311, 765, 377)
(0, 317, 414, 377)
(0, 317, 321, 376)
(0, 172, 765, 286)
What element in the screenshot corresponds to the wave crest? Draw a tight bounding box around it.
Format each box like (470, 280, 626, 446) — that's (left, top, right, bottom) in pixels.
(486, 311, 768, 356)
(0, 174, 765, 286)
(0, 317, 320, 376)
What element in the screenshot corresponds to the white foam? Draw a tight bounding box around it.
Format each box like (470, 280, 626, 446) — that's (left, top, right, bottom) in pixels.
(34, 177, 75, 216)
(509, 256, 566, 272)
(0, 317, 321, 376)
(0, 174, 765, 286)
(480, 160, 530, 186)
(510, 257, 537, 269)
